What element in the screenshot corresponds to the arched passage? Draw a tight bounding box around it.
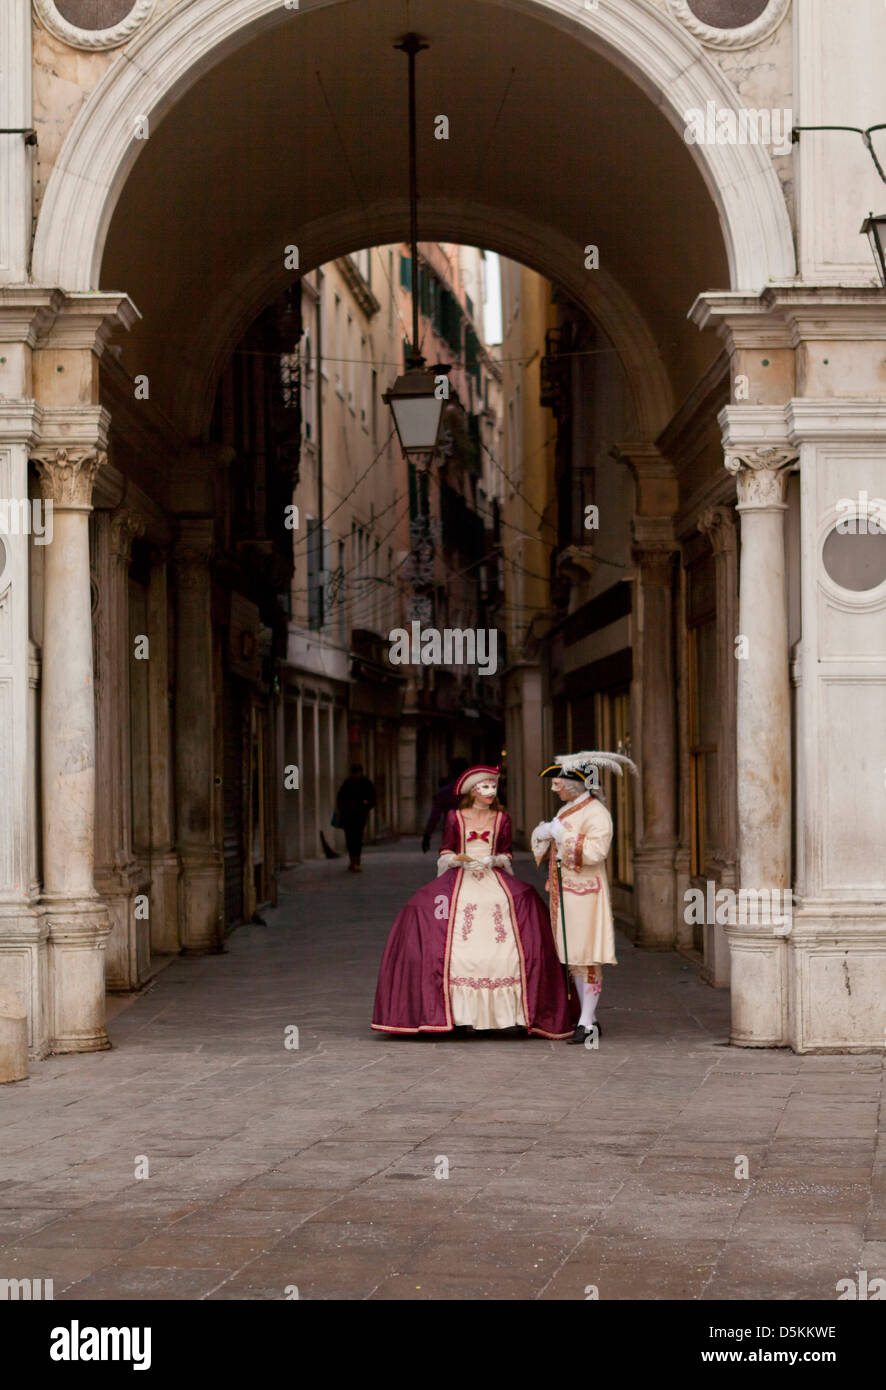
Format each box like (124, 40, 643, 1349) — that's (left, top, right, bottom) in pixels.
(17, 0, 799, 1056)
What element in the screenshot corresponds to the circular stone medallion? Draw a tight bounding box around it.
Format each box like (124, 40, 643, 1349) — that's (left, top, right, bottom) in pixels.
(822, 527, 886, 594)
(34, 0, 156, 50)
(55, 0, 136, 25)
(687, 0, 769, 24)
(667, 0, 790, 49)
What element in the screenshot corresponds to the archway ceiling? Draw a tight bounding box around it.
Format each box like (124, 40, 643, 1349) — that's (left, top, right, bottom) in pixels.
(100, 0, 729, 438)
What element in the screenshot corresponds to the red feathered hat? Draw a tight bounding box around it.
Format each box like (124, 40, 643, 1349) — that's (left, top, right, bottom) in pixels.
(454, 764, 501, 797)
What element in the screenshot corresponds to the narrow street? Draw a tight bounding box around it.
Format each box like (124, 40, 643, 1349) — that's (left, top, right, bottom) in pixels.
(1, 844, 883, 1302)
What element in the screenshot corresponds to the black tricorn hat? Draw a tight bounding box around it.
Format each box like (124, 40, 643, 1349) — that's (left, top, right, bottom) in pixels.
(539, 762, 585, 783)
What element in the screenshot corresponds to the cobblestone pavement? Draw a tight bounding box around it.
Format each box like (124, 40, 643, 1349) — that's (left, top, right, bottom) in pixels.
(2, 843, 884, 1301)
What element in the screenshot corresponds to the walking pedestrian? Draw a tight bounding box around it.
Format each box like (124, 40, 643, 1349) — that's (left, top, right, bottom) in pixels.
(532, 750, 638, 1045)
(335, 763, 377, 873)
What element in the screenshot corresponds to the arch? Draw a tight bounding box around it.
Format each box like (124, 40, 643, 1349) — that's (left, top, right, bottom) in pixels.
(32, 0, 796, 297)
(177, 200, 674, 440)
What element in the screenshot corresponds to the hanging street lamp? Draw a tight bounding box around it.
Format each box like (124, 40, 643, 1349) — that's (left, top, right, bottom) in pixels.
(861, 212, 886, 286)
(383, 33, 448, 461)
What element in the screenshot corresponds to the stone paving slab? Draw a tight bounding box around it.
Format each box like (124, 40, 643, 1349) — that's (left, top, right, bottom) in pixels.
(1, 841, 884, 1300)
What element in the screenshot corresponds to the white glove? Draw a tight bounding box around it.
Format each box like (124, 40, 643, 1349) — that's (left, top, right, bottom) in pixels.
(478, 855, 495, 868)
(549, 819, 567, 846)
(532, 819, 554, 842)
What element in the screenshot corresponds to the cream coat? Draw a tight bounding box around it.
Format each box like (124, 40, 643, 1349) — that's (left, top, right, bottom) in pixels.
(531, 791, 616, 968)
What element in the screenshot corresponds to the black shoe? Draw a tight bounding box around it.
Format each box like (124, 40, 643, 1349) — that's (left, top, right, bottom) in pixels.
(568, 1022, 602, 1046)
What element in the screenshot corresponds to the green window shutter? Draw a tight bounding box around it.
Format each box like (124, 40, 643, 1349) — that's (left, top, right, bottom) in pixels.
(400, 255, 412, 292)
(419, 266, 432, 318)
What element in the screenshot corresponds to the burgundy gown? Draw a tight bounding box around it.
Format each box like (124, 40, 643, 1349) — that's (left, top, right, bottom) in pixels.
(372, 810, 577, 1037)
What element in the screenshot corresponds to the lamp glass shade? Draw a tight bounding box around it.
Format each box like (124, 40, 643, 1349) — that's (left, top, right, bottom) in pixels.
(861, 213, 886, 285)
(384, 369, 446, 454)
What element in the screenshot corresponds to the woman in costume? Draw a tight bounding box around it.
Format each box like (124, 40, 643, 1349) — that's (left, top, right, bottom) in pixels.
(372, 765, 576, 1038)
(532, 751, 638, 1045)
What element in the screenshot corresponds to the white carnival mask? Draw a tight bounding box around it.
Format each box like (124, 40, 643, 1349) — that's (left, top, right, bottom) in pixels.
(475, 780, 498, 798)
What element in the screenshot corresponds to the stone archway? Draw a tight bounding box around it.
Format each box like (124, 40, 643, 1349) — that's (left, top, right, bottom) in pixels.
(32, 0, 795, 296)
(8, 0, 808, 1058)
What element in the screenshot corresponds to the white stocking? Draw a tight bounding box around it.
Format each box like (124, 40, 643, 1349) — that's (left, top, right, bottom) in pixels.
(579, 977, 600, 1029)
(571, 971, 586, 1013)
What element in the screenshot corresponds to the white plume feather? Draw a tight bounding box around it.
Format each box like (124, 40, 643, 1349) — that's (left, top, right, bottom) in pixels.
(555, 749, 639, 785)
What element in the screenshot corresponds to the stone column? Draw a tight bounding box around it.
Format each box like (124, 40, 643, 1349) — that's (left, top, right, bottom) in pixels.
(725, 448, 796, 1046)
(398, 717, 418, 835)
(697, 504, 739, 988)
(93, 507, 145, 991)
(32, 442, 111, 1053)
(296, 689, 305, 860)
(173, 520, 223, 954)
(146, 556, 180, 954)
(632, 537, 679, 947)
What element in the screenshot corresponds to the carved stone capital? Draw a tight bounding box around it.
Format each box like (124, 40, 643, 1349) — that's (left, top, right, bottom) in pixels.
(634, 546, 676, 587)
(109, 508, 147, 563)
(698, 504, 738, 556)
(32, 447, 106, 511)
(173, 519, 214, 587)
(725, 448, 797, 510)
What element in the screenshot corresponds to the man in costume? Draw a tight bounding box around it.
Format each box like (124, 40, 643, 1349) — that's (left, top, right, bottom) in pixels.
(372, 765, 576, 1038)
(532, 751, 638, 1045)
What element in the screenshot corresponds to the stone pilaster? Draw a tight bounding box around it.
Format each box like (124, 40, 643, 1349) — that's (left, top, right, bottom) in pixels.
(632, 526, 679, 948)
(0, 3, 33, 287)
(724, 447, 796, 1046)
(173, 520, 223, 954)
(93, 506, 147, 991)
(697, 503, 739, 988)
(146, 555, 180, 954)
(0, 401, 47, 1055)
(32, 432, 111, 1053)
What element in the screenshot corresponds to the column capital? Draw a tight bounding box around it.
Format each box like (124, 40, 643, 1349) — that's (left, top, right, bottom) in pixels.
(32, 446, 106, 511)
(33, 292, 140, 357)
(698, 504, 738, 556)
(173, 517, 215, 564)
(632, 516, 677, 585)
(726, 448, 797, 510)
(108, 507, 146, 563)
(634, 548, 676, 587)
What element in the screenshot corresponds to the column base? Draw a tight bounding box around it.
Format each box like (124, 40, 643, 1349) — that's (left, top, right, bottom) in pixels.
(149, 850, 181, 955)
(633, 844, 678, 947)
(44, 897, 111, 1054)
(0, 903, 50, 1058)
(97, 864, 150, 992)
(727, 926, 789, 1047)
(787, 904, 886, 1053)
(177, 850, 224, 954)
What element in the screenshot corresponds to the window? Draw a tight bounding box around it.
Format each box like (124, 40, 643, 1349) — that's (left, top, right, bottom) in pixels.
(388, 252, 394, 328)
(361, 337, 368, 427)
(337, 540, 346, 641)
(333, 294, 342, 393)
(597, 690, 634, 888)
(346, 314, 354, 408)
